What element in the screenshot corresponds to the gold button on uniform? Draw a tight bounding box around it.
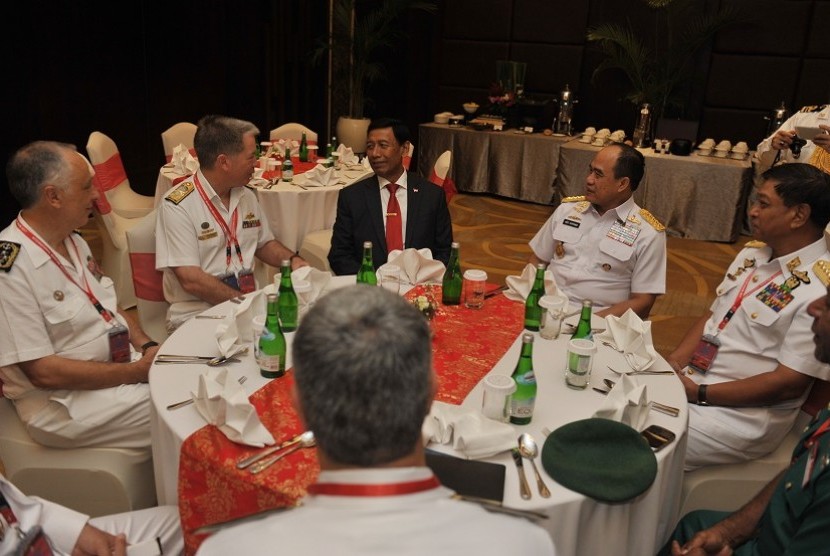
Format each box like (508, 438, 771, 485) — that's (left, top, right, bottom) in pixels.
(752, 276, 759, 283)
(785, 482, 793, 490)
(751, 312, 758, 319)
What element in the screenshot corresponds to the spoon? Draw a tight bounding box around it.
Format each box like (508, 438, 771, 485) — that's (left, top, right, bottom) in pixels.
(207, 346, 249, 366)
(518, 434, 551, 498)
(250, 431, 316, 474)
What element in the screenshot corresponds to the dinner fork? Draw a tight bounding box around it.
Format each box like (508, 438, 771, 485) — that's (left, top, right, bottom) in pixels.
(606, 365, 674, 376)
(166, 376, 247, 410)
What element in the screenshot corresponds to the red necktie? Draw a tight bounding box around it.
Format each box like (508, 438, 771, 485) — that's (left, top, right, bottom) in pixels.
(385, 183, 403, 253)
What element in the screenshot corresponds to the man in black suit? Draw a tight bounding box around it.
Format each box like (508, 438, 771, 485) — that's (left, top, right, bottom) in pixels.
(328, 118, 453, 275)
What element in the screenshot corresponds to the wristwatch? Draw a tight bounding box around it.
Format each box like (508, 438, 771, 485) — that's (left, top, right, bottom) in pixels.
(141, 341, 159, 355)
(697, 384, 710, 406)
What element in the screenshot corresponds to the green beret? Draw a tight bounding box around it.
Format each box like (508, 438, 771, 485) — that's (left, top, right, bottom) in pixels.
(541, 418, 657, 503)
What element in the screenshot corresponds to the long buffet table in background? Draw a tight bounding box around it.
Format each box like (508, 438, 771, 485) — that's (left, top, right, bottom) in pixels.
(419, 123, 755, 242)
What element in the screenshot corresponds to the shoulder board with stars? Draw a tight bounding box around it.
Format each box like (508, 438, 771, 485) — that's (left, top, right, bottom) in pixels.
(165, 181, 195, 205)
(0, 241, 21, 273)
(800, 105, 827, 113)
(814, 260, 830, 287)
(638, 209, 665, 232)
(743, 240, 767, 249)
(562, 195, 586, 203)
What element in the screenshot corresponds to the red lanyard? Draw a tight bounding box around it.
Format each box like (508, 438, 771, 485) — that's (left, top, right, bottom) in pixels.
(307, 476, 440, 497)
(715, 269, 783, 333)
(193, 175, 245, 269)
(15, 218, 114, 324)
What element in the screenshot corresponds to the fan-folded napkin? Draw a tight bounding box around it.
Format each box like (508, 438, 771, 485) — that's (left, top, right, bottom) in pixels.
(272, 139, 300, 158)
(423, 401, 515, 459)
(290, 266, 331, 307)
(504, 263, 565, 303)
(297, 164, 335, 187)
(334, 144, 359, 165)
(594, 309, 658, 371)
(215, 290, 265, 352)
(171, 144, 199, 174)
(193, 368, 275, 447)
(592, 374, 650, 430)
(377, 248, 445, 285)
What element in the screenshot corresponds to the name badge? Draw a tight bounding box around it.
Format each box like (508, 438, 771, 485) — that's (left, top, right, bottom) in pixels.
(108, 323, 131, 363)
(237, 269, 256, 293)
(689, 333, 721, 375)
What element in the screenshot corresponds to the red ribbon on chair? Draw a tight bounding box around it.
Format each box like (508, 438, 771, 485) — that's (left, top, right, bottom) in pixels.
(428, 170, 457, 204)
(128, 253, 165, 302)
(91, 153, 127, 215)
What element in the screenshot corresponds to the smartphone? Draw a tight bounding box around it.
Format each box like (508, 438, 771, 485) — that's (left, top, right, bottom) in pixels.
(641, 425, 676, 452)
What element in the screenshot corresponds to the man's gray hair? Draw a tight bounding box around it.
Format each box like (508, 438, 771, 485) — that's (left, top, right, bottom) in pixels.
(194, 115, 259, 170)
(293, 285, 433, 466)
(6, 141, 77, 209)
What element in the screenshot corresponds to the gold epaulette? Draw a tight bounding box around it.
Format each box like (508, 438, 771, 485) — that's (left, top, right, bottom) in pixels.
(814, 260, 830, 287)
(562, 195, 586, 203)
(744, 240, 767, 249)
(0, 241, 21, 273)
(800, 105, 827, 113)
(638, 209, 665, 232)
(165, 181, 195, 205)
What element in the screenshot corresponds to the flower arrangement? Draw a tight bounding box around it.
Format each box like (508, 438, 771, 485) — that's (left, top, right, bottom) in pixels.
(413, 294, 438, 321)
(488, 82, 516, 107)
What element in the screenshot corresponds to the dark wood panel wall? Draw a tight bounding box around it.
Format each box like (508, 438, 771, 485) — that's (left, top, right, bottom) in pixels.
(2, 0, 827, 225)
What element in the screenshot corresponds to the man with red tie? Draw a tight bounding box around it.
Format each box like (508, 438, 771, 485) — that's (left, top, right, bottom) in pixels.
(328, 118, 453, 275)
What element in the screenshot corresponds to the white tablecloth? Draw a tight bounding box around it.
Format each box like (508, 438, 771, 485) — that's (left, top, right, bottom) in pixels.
(149, 287, 687, 556)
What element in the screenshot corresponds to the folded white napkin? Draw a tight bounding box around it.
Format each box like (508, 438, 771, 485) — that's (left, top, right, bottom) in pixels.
(171, 144, 199, 174)
(297, 164, 335, 187)
(272, 139, 300, 158)
(592, 374, 650, 430)
(215, 290, 264, 351)
(594, 309, 658, 371)
(422, 401, 516, 459)
(334, 144, 359, 165)
(193, 368, 275, 447)
(290, 266, 331, 306)
(504, 263, 564, 303)
(378, 248, 445, 285)
(361, 156, 372, 171)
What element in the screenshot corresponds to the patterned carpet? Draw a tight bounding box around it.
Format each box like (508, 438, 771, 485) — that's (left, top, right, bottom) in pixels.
(81, 192, 749, 358)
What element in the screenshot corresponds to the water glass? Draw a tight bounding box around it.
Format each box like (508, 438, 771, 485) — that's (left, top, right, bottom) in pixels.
(565, 338, 596, 389)
(463, 269, 487, 309)
(379, 266, 401, 294)
(539, 295, 565, 340)
(481, 374, 516, 422)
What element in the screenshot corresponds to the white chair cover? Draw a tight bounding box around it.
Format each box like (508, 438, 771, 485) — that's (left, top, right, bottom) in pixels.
(161, 122, 197, 162)
(269, 123, 318, 143)
(125, 209, 169, 342)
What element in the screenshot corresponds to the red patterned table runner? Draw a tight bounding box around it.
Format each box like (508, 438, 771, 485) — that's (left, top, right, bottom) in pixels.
(178, 284, 523, 553)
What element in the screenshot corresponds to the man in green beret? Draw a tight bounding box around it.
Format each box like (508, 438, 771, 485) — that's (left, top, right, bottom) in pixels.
(661, 285, 830, 555)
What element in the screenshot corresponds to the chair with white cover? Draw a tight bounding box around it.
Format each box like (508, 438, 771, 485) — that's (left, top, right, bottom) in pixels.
(428, 150, 457, 204)
(0, 397, 156, 517)
(269, 123, 318, 144)
(403, 141, 415, 171)
(678, 379, 830, 517)
(298, 229, 333, 272)
(125, 209, 169, 343)
(160, 122, 197, 162)
(86, 132, 154, 309)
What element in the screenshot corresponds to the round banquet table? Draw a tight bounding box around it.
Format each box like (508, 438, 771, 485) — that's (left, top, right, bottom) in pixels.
(148, 280, 688, 556)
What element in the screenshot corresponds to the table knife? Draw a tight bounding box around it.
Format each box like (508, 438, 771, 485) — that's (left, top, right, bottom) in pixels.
(511, 448, 532, 500)
(484, 285, 508, 299)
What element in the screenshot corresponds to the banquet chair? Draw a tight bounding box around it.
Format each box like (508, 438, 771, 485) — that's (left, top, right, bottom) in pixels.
(0, 397, 156, 517)
(403, 142, 414, 170)
(125, 209, 169, 343)
(428, 150, 457, 204)
(678, 378, 830, 517)
(85, 131, 154, 220)
(90, 209, 140, 309)
(161, 121, 197, 162)
(270, 123, 318, 143)
(298, 229, 333, 272)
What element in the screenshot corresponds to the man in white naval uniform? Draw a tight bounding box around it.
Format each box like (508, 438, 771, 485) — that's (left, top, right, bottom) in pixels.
(0, 468, 182, 555)
(156, 115, 307, 330)
(755, 103, 830, 172)
(529, 143, 666, 318)
(667, 163, 830, 470)
(0, 141, 158, 450)
(197, 286, 557, 556)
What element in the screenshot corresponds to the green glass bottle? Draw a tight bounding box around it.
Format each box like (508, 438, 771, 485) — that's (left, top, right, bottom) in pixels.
(258, 293, 286, 379)
(510, 333, 536, 425)
(299, 132, 309, 162)
(356, 241, 377, 285)
(282, 147, 294, 182)
(571, 299, 593, 339)
(524, 263, 546, 331)
(442, 241, 462, 305)
(277, 260, 298, 332)
(324, 142, 334, 168)
(331, 135, 338, 151)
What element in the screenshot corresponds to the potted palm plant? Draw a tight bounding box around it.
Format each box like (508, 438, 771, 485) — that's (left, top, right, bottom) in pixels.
(318, 0, 436, 152)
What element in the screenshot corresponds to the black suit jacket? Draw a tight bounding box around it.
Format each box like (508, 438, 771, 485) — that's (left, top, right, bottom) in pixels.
(328, 172, 453, 275)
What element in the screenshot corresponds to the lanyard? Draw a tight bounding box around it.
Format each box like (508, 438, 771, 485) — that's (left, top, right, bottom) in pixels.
(715, 269, 782, 333)
(307, 476, 440, 497)
(193, 175, 244, 269)
(15, 218, 114, 324)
